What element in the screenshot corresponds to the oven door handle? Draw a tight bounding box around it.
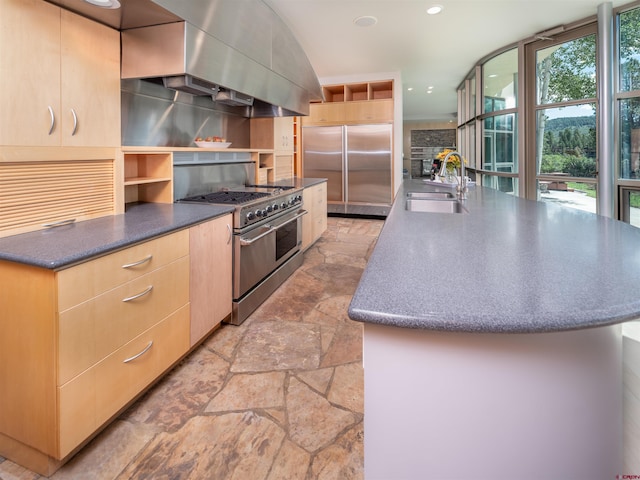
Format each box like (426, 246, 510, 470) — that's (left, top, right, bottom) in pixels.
(239, 210, 308, 246)
(239, 226, 275, 246)
(272, 209, 308, 230)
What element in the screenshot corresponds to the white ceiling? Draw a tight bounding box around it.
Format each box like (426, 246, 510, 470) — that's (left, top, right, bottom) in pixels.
(264, 0, 631, 121)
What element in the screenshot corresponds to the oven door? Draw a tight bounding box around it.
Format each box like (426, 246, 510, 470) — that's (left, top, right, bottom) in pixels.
(234, 208, 307, 299)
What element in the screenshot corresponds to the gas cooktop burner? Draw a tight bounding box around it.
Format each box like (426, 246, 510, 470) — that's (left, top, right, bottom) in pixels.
(180, 191, 272, 204)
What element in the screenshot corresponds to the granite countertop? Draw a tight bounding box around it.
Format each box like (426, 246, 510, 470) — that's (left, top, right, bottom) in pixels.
(348, 179, 640, 333)
(0, 203, 233, 270)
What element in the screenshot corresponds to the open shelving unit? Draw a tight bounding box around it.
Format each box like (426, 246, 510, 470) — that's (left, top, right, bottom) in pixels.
(320, 80, 393, 103)
(123, 152, 173, 205)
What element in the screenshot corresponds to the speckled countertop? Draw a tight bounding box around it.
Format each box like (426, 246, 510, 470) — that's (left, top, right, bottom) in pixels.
(0, 202, 233, 270)
(348, 179, 640, 333)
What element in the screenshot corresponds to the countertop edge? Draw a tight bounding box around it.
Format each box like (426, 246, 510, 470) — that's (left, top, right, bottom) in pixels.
(0, 203, 234, 270)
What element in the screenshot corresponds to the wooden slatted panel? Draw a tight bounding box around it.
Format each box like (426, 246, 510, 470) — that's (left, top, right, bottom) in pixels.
(0, 160, 114, 237)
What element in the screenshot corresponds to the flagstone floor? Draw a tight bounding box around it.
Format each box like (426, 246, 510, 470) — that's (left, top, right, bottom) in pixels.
(0, 216, 383, 480)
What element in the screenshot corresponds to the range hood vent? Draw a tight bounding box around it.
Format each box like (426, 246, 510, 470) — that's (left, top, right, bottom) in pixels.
(119, 0, 323, 117)
(214, 89, 254, 107)
(163, 75, 220, 96)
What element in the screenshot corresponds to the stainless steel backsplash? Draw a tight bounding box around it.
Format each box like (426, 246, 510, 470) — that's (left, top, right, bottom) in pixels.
(121, 79, 250, 147)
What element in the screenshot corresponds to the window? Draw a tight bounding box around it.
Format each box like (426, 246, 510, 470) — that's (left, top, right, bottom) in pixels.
(476, 48, 519, 192)
(525, 26, 598, 213)
(618, 6, 640, 223)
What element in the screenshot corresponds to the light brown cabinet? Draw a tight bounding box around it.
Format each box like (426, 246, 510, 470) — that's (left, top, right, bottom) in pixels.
(302, 80, 394, 127)
(251, 117, 295, 182)
(0, 149, 117, 238)
(189, 215, 233, 346)
(0, 230, 192, 475)
(0, 0, 120, 147)
(302, 181, 328, 250)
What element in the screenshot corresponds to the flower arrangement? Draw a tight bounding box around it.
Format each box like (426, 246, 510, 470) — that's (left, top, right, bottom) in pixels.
(436, 149, 467, 172)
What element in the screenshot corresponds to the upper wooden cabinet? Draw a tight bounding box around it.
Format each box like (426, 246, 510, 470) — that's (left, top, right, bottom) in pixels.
(302, 80, 394, 126)
(0, 0, 120, 147)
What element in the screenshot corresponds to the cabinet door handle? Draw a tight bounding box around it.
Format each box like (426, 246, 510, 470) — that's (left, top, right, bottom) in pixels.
(70, 108, 78, 136)
(42, 218, 76, 228)
(226, 224, 232, 245)
(122, 255, 153, 269)
(47, 106, 55, 135)
(123, 341, 153, 363)
(122, 285, 153, 302)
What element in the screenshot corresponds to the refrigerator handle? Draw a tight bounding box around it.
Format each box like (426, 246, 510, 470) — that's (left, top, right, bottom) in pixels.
(343, 125, 348, 204)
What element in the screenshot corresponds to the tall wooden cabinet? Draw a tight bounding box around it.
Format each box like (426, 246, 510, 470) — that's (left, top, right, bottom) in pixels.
(251, 117, 295, 182)
(0, 0, 120, 147)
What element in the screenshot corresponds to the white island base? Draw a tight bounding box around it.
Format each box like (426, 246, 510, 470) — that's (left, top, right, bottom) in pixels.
(363, 323, 622, 480)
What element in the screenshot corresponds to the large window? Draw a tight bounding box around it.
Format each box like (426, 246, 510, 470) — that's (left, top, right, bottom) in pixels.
(526, 26, 598, 213)
(619, 7, 640, 181)
(480, 48, 518, 194)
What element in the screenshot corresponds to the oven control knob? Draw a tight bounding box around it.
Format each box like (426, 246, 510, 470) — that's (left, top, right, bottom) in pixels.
(255, 209, 263, 217)
(266, 205, 273, 213)
(261, 209, 268, 217)
(281, 202, 287, 209)
(246, 211, 255, 221)
(296, 195, 303, 202)
(272, 203, 279, 211)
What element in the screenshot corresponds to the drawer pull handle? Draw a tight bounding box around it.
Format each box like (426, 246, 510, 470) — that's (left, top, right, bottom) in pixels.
(226, 224, 232, 245)
(122, 255, 153, 269)
(123, 341, 153, 363)
(122, 285, 153, 302)
(42, 218, 76, 228)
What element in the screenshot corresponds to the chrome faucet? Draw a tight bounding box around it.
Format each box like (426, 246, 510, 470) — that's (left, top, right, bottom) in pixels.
(439, 151, 467, 199)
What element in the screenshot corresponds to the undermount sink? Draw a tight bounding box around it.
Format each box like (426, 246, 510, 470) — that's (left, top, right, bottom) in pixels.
(406, 191, 455, 199)
(405, 197, 467, 214)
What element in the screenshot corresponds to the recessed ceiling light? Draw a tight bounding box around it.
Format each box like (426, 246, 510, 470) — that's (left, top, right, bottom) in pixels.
(427, 4, 443, 15)
(353, 15, 378, 27)
(84, 0, 121, 8)
(407, 87, 414, 91)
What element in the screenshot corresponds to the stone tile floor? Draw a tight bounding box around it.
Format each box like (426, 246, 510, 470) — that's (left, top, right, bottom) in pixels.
(0, 216, 383, 480)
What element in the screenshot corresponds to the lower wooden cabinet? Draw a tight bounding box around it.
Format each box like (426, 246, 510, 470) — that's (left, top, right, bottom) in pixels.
(189, 214, 232, 346)
(0, 217, 232, 476)
(302, 181, 328, 250)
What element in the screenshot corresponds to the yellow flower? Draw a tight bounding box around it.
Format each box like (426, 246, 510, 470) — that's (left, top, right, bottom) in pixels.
(435, 149, 467, 170)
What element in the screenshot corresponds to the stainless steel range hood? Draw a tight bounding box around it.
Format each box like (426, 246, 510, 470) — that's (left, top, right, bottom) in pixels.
(46, 0, 322, 117)
(120, 0, 322, 116)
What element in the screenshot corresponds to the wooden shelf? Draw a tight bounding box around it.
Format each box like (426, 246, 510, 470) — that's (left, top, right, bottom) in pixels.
(320, 80, 393, 103)
(123, 153, 173, 205)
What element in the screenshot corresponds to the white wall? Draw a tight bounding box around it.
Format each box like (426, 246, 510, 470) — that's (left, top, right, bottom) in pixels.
(623, 323, 640, 472)
(318, 71, 403, 197)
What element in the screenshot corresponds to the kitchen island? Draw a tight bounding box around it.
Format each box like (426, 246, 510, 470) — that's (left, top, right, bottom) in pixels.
(348, 179, 640, 479)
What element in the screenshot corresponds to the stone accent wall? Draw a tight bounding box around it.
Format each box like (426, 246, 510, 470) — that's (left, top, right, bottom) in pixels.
(410, 129, 456, 177)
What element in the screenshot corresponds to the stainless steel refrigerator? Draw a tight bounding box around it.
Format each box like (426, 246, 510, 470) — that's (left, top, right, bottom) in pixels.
(302, 124, 393, 216)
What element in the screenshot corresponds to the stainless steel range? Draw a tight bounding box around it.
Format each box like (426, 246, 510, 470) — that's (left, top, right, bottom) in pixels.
(174, 159, 306, 325)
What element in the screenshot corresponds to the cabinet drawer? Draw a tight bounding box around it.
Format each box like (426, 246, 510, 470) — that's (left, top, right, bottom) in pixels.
(57, 229, 189, 310)
(58, 304, 189, 457)
(59, 256, 189, 384)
